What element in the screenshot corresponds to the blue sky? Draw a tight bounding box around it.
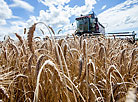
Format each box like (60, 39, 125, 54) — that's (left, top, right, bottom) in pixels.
(0, 0, 138, 40)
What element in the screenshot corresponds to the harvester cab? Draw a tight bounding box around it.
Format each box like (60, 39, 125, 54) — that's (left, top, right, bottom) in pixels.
(75, 11, 105, 36)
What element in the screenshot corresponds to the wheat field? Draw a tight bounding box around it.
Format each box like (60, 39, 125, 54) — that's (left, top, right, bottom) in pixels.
(0, 23, 138, 102)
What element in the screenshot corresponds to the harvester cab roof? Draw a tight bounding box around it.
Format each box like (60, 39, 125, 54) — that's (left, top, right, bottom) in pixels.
(76, 11, 96, 20)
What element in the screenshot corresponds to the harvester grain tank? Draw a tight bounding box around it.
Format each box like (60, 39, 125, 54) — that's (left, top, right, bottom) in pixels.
(75, 11, 105, 36)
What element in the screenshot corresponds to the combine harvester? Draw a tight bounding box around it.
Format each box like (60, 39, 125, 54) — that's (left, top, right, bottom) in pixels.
(51, 11, 137, 43)
(74, 11, 136, 43)
(75, 11, 105, 36)
(52, 11, 104, 40)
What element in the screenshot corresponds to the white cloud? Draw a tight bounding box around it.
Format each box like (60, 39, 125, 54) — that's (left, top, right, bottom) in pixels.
(38, 0, 70, 6)
(2, 0, 138, 40)
(37, 0, 96, 33)
(9, 0, 34, 12)
(68, 0, 96, 16)
(101, 5, 106, 10)
(0, 0, 24, 40)
(0, 16, 49, 40)
(38, 0, 96, 17)
(0, 0, 97, 40)
(0, 25, 24, 40)
(11, 15, 21, 19)
(98, 0, 138, 32)
(37, 5, 71, 28)
(0, 0, 12, 25)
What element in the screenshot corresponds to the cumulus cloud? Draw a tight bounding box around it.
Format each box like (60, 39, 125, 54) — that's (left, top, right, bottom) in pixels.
(0, 0, 23, 40)
(1, 0, 138, 40)
(36, 0, 96, 34)
(38, 0, 70, 6)
(98, 0, 138, 32)
(0, 0, 12, 25)
(9, 0, 34, 12)
(0, 0, 96, 39)
(68, 0, 96, 16)
(37, 5, 71, 28)
(0, 24, 24, 40)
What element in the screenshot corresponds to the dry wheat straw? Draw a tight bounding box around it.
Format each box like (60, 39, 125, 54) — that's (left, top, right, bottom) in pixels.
(33, 60, 61, 102)
(78, 55, 83, 80)
(27, 23, 37, 53)
(9, 43, 19, 56)
(0, 23, 138, 102)
(57, 43, 78, 102)
(89, 82, 104, 102)
(15, 33, 23, 44)
(24, 28, 26, 34)
(126, 87, 137, 102)
(38, 22, 71, 102)
(62, 73, 86, 102)
(40, 29, 44, 35)
(83, 39, 89, 102)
